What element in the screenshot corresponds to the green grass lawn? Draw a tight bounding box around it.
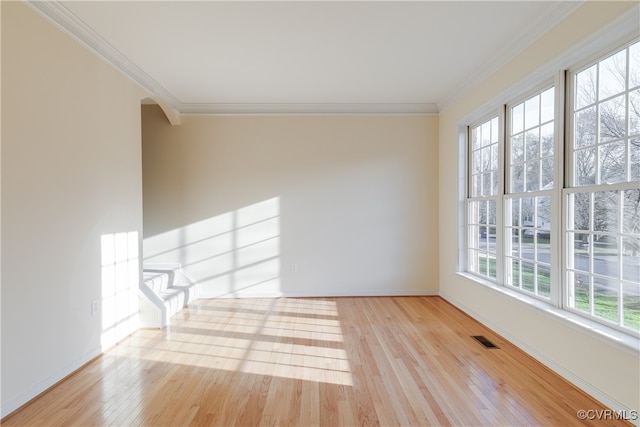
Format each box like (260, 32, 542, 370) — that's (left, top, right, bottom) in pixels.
(478, 256, 551, 296)
(511, 260, 551, 297)
(575, 289, 640, 330)
(476, 257, 640, 331)
(477, 255, 497, 278)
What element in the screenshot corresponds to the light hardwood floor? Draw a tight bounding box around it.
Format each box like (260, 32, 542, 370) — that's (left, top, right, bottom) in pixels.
(2, 296, 631, 426)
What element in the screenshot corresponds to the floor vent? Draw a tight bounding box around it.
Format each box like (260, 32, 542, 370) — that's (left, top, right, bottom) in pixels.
(471, 335, 499, 349)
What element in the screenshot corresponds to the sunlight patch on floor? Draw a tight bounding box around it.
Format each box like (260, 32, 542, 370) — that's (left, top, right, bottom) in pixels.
(131, 297, 354, 385)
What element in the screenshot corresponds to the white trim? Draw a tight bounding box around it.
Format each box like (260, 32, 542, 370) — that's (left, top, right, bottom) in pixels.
(456, 3, 640, 349)
(23, 0, 182, 112)
(448, 5, 640, 121)
(554, 70, 567, 308)
(23, 0, 592, 117)
(441, 287, 639, 427)
(197, 289, 438, 299)
(562, 185, 640, 336)
(438, 1, 585, 112)
(457, 125, 469, 273)
(23, 0, 438, 116)
(0, 346, 102, 418)
(496, 107, 506, 286)
(452, 272, 639, 356)
(180, 103, 439, 116)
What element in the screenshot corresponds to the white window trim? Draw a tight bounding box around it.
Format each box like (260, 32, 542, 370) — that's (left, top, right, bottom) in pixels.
(456, 9, 640, 346)
(563, 38, 639, 334)
(465, 111, 504, 283)
(457, 271, 639, 357)
(562, 184, 640, 335)
(504, 81, 559, 303)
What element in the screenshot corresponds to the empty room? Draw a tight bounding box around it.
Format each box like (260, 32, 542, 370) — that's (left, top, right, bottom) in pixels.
(1, 1, 639, 426)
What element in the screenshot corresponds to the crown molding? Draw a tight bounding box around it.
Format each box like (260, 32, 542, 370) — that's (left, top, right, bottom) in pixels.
(23, 0, 440, 116)
(449, 2, 639, 124)
(23, 0, 588, 117)
(24, 0, 182, 110)
(438, 0, 585, 112)
(180, 102, 439, 116)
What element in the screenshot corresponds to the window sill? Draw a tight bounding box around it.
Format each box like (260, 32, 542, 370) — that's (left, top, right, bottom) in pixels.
(456, 272, 640, 356)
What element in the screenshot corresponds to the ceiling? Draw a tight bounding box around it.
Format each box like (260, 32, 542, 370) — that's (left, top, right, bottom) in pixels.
(30, 1, 583, 115)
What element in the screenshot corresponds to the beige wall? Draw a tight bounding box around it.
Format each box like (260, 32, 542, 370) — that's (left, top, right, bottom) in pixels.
(143, 106, 439, 297)
(439, 1, 639, 413)
(1, 2, 145, 416)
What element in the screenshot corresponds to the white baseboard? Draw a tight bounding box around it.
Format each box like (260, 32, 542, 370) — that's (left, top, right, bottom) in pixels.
(197, 289, 438, 299)
(440, 292, 638, 427)
(0, 346, 102, 419)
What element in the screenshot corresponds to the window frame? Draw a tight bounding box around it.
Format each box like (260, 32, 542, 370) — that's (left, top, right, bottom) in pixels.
(562, 38, 640, 334)
(566, 40, 639, 188)
(563, 185, 639, 333)
(504, 81, 561, 305)
(461, 37, 639, 338)
(465, 112, 504, 284)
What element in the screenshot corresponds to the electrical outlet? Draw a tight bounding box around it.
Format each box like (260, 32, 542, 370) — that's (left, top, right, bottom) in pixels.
(290, 263, 298, 273)
(91, 299, 100, 315)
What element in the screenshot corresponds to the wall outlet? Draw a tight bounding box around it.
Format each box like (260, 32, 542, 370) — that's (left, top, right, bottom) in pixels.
(91, 299, 100, 315)
(290, 263, 298, 273)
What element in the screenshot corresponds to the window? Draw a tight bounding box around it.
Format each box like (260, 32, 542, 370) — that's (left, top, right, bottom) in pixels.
(464, 39, 640, 335)
(566, 189, 639, 330)
(506, 87, 555, 299)
(467, 116, 500, 280)
(566, 41, 640, 331)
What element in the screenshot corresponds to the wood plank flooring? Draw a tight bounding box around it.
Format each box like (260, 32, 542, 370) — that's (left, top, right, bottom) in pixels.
(2, 296, 631, 426)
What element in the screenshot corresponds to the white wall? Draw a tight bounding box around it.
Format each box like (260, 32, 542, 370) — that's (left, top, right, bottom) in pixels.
(439, 1, 639, 414)
(143, 107, 439, 298)
(1, 2, 145, 416)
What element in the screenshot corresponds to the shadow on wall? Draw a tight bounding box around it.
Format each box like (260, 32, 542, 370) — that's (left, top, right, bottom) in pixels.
(143, 198, 281, 298)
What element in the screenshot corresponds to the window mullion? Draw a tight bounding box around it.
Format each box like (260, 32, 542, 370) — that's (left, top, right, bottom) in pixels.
(551, 70, 566, 307)
(617, 191, 624, 327)
(496, 107, 506, 286)
(588, 194, 595, 317)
